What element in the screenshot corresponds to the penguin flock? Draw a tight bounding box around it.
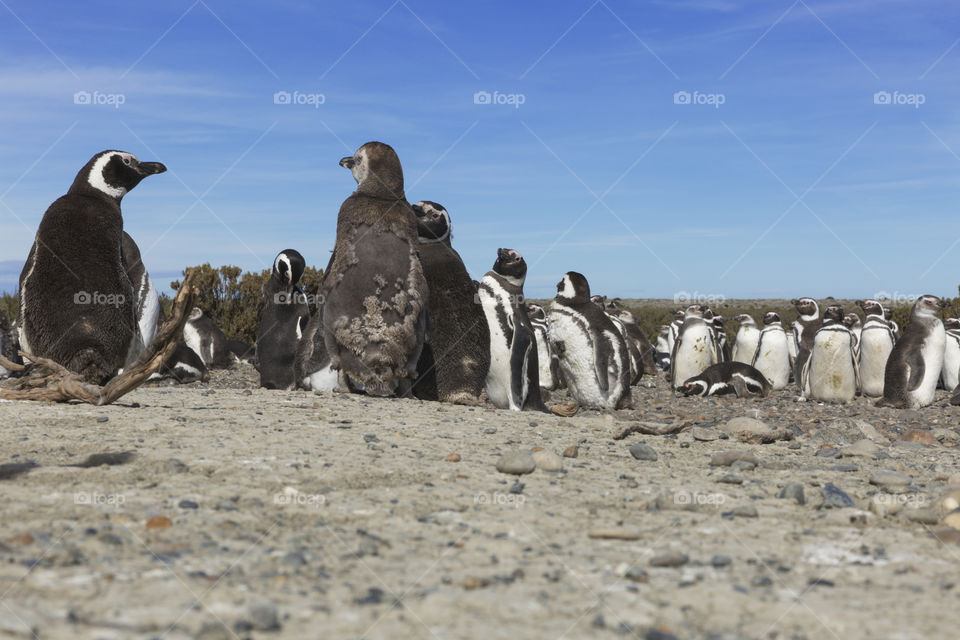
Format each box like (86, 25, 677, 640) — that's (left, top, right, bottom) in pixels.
(3, 144, 959, 414)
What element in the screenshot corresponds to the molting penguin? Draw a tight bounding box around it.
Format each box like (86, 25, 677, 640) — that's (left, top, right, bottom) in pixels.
(477, 249, 545, 411)
(678, 361, 771, 398)
(183, 307, 234, 369)
(655, 325, 672, 371)
(17, 150, 166, 383)
(790, 297, 820, 385)
(548, 272, 631, 410)
(604, 302, 657, 377)
(409, 201, 490, 405)
(669, 305, 716, 391)
(321, 142, 428, 397)
(731, 314, 760, 365)
(941, 318, 960, 392)
(878, 295, 946, 408)
(258, 249, 309, 390)
(802, 305, 860, 403)
(752, 312, 792, 390)
(857, 299, 896, 397)
(527, 303, 563, 391)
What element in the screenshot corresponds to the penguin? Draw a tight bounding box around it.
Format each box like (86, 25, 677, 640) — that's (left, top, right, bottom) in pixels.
(857, 299, 896, 398)
(603, 307, 643, 384)
(183, 307, 234, 369)
(604, 302, 657, 376)
(678, 361, 772, 398)
(669, 304, 716, 391)
(752, 312, 792, 390)
(843, 312, 862, 356)
(941, 318, 960, 392)
(655, 325, 672, 371)
(409, 200, 490, 405)
(321, 142, 427, 397)
(527, 303, 563, 391)
(878, 295, 946, 409)
(120, 231, 160, 360)
(548, 271, 632, 410)
(802, 305, 860, 403)
(712, 315, 731, 363)
(884, 307, 901, 340)
(731, 314, 760, 365)
(477, 249, 546, 411)
(257, 249, 310, 390)
(0, 310, 14, 378)
(790, 297, 820, 385)
(667, 309, 685, 354)
(228, 340, 256, 364)
(148, 342, 208, 384)
(17, 150, 166, 383)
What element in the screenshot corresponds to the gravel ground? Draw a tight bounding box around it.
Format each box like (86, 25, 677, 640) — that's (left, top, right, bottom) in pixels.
(2, 364, 960, 640)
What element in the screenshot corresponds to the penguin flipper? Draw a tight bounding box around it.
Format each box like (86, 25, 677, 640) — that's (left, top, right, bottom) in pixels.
(669, 332, 683, 387)
(730, 375, 750, 398)
(850, 332, 862, 392)
(906, 347, 925, 392)
(800, 350, 812, 396)
(593, 338, 612, 395)
(509, 325, 533, 410)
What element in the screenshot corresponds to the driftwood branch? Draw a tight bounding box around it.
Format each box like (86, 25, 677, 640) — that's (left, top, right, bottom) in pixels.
(0, 270, 198, 406)
(612, 420, 692, 440)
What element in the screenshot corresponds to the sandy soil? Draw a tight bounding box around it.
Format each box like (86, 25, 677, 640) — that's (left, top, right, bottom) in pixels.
(2, 365, 960, 640)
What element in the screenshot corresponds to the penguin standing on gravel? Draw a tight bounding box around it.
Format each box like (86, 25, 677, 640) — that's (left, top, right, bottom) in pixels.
(857, 299, 895, 398)
(258, 249, 309, 390)
(878, 295, 946, 409)
(18, 150, 166, 383)
(409, 200, 489, 404)
(321, 141, 428, 397)
(548, 272, 631, 410)
(669, 304, 715, 390)
(477, 249, 545, 411)
(791, 297, 820, 385)
(941, 318, 960, 392)
(731, 314, 760, 365)
(802, 305, 860, 403)
(752, 312, 792, 390)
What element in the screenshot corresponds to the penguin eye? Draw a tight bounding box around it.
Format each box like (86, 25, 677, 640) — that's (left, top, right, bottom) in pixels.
(123, 157, 131, 166)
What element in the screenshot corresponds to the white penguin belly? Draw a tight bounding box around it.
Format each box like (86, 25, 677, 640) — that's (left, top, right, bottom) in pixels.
(549, 311, 609, 408)
(305, 364, 338, 392)
(913, 330, 945, 406)
(479, 280, 520, 410)
(941, 335, 960, 392)
(859, 328, 893, 397)
(753, 330, 790, 390)
(183, 325, 205, 365)
(732, 329, 759, 365)
(808, 332, 856, 402)
(534, 327, 554, 390)
(139, 273, 160, 350)
(673, 326, 713, 385)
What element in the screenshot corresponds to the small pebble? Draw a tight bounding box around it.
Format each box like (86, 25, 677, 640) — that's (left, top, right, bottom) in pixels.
(562, 445, 579, 458)
(178, 500, 199, 510)
(711, 554, 732, 568)
(146, 516, 172, 530)
(248, 601, 281, 631)
(96, 416, 109, 423)
(778, 483, 805, 505)
(496, 452, 536, 475)
(588, 528, 641, 541)
(710, 451, 759, 467)
(729, 459, 756, 472)
(729, 505, 758, 518)
(445, 453, 461, 463)
(629, 442, 658, 462)
(532, 450, 564, 472)
(870, 470, 912, 488)
(649, 552, 689, 568)
(363, 434, 379, 443)
(821, 484, 854, 509)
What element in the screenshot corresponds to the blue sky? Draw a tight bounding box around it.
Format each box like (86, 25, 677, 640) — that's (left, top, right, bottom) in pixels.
(1, 0, 958, 300)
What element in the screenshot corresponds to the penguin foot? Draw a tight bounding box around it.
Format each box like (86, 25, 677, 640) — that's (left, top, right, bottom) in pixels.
(549, 402, 579, 417)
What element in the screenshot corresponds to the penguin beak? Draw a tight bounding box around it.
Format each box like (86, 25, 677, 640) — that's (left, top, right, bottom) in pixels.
(136, 161, 166, 176)
(339, 156, 355, 169)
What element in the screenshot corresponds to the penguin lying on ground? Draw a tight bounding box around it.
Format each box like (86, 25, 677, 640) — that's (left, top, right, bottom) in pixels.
(148, 342, 208, 384)
(678, 361, 771, 398)
(18, 150, 166, 383)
